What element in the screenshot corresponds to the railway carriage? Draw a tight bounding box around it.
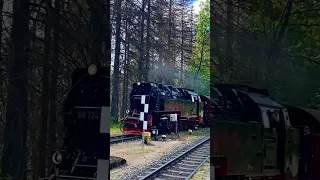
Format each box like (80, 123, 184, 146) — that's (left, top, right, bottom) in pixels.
(210, 84, 300, 180)
(121, 82, 210, 136)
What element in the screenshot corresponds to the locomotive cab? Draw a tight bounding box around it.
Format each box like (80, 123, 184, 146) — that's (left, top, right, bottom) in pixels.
(211, 84, 300, 180)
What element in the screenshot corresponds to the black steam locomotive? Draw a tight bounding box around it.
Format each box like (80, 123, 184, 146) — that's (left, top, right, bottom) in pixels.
(44, 64, 110, 180)
(122, 82, 210, 136)
(210, 83, 320, 180)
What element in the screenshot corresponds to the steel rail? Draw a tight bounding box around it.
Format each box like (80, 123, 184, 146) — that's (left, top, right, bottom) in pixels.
(110, 135, 141, 144)
(139, 136, 210, 180)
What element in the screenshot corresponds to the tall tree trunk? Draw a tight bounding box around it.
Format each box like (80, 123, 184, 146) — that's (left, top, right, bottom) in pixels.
(0, 0, 3, 63)
(122, 62, 127, 118)
(196, 33, 205, 77)
(190, 7, 194, 54)
(90, 0, 104, 66)
(123, 63, 129, 117)
(138, 0, 146, 81)
(0, 0, 3, 90)
(211, 4, 224, 81)
(122, 1, 129, 118)
(226, 0, 233, 79)
(194, 29, 205, 89)
(30, 14, 39, 179)
(111, 0, 122, 122)
(180, 0, 185, 83)
(144, 0, 151, 82)
(105, 0, 111, 69)
(1, 0, 30, 179)
(266, 0, 293, 88)
(38, 1, 52, 177)
(47, 0, 61, 171)
(190, 9, 194, 45)
(168, 0, 172, 67)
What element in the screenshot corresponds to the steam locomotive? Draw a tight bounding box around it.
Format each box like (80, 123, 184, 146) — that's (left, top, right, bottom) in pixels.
(44, 64, 110, 180)
(121, 82, 210, 136)
(210, 83, 320, 180)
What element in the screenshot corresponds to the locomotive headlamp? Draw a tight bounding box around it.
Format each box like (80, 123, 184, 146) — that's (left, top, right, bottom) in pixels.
(52, 151, 63, 164)
(126, 110, 130, 114)
(151, 129, 158, 135)
(137, 82, 141, 85)
(88, 64, 97, 75)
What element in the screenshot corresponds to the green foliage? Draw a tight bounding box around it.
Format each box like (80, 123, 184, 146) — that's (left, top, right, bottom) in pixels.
(187, 0, 210, 96)
(308, 88, 320, 109)
(212, 0, 320, 108)
(110, 117, 122, 135)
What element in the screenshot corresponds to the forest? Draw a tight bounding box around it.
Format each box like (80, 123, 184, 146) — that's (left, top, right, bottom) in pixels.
(0, 0, 210, 179)
(109, 0, 210, 124)
(211, 0, 320, 108)
(0, 0, 109, 179)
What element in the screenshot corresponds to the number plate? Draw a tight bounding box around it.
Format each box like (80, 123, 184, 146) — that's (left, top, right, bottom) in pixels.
(74, 106, 101, 120)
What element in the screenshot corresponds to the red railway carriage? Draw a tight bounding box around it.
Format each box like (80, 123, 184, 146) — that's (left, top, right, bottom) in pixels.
(121, 82, 209, 136)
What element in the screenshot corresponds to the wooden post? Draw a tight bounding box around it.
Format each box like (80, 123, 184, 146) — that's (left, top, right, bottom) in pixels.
(140, 95, 149, 149)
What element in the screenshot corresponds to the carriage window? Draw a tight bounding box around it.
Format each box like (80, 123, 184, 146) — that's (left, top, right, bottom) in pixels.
(194, 96, 198, 102)
(282, 109, 292, 127)
(267, 110, 280, 122)
(260, 107, 281, 128)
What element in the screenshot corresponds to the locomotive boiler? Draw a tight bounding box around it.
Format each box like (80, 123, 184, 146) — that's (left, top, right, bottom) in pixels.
(121, 82, 210, 136)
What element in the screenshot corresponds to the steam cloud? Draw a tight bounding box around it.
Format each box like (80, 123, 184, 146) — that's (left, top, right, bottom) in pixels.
(148, 64, 208, 93)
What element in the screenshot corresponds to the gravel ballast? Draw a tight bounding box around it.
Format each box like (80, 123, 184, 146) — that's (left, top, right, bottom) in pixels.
(114, 133, 210, 180)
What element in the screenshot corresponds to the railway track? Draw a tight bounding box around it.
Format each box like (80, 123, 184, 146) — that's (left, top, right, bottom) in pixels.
(110, 135, 141, 144)
(138, 136, 210, 180)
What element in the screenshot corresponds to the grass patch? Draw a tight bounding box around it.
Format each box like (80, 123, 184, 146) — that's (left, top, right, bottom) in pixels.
(190, 159, 210, 180)
(110, 119, 122, 135)
(135, 146, 157, 152)
(158, 127, 210, 141)
(179, 127, 210, 137)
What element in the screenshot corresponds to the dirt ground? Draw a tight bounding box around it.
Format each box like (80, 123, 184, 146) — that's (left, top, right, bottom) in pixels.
(110, 138, 188, 179)
(110, 128, 210, 179)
